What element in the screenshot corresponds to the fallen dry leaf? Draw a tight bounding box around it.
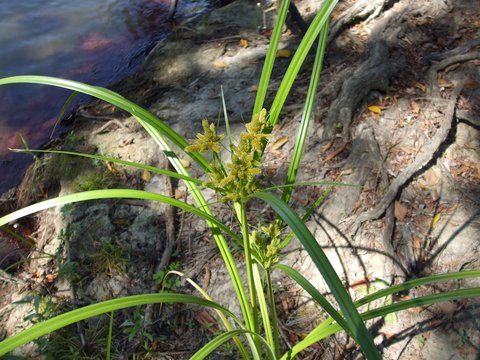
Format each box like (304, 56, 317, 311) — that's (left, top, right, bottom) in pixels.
(367, 105, 382, 114)
(180, 158, 191, 168)
(271, 136, 289, 150)
(432, 213, 441, 229)
(410, 100, 420, 114)
(324, 142, 348, 162)
(174, 188, 186, 199)
(249, 84, 258, 92)
(195, 310, 218, 334)
(45, 274, 56, 283)
(412, 236, 423, 249)
(414, 82, 427, 92)
(276, 48, 291, 58)
(394, 201, 408, 221)
(320, 140, 333, 153)
(213, 60, 229, 69)
(435, 301, 458, 315)
(424, 168, 440, 187)
(240, 38, 249, 48)
(465, 79, 479, 89)
(141, 170, 152, 182)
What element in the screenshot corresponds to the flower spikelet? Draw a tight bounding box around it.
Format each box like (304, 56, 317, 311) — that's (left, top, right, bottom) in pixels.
(185, 119, 224, 153)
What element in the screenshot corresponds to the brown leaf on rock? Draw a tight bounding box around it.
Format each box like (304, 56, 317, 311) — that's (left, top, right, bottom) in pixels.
(141, 170, 152, 182)
(213, 60, 229, 69)
(45, 274, 56, 283)
(271, 136, 289, 150)
(320, 140, 333, 153)
(424, 168, 440, 187)
(394, 201, 408, 221)
(410, 100, 420, 114)
(174, 188, 186, 199)
(195, 310, 218, 334)
(240, 38, 249, 48)
(367, 105, 382, 114)
(276, 49, 291, 58)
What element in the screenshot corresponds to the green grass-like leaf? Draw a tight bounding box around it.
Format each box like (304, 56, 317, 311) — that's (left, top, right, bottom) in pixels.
(10, 148, 202, 185)
(283, 270, 480, 358)
(0, 189, 240, 244)
(252, 192, 380, 359)
(0, 294, 237, 357)
(191, 329, 275, 360)
(252, 0, 291, 116)
(283, 287, 480, 359)
(0, 76, 211, 172)
(282, 19, 330, 203)
(268, 0, 338, 128)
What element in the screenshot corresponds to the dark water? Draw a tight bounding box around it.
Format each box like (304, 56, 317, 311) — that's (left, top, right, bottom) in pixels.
(0, 0, 208, 194)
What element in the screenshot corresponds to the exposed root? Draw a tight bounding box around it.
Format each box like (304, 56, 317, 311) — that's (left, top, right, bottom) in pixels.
(322, 40, 404, 139)
(328, 0, 397, 43)
(424, 38, 480, 63)
(144, 157, 176, 325)
(351, 79, 466, 235)
(323, 1, 413, 139)
(427, 51, 480, 95)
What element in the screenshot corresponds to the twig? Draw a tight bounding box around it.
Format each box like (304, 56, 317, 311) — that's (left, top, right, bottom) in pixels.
(92, 119, 127, 135)
(144, 157, 176, 325)
(65, 235, 88, 349)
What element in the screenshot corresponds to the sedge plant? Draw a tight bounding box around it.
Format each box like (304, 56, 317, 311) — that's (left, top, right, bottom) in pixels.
(1, 0, 480, 358)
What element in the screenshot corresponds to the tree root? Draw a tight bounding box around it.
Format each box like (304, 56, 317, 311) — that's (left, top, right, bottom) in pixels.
(144, 157, 176, 325)
(351, 79, 466, 235)
(328, 0, 398, 44)
(427, 51, 480, 95)
(322, 40, 404, 139)
(322, 1, 413, 139)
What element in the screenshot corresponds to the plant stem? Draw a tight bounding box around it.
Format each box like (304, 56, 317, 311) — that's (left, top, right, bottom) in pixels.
(266, 270, 280, 358)
(106, 311, 114, 360)
(236, 202, 259, 339)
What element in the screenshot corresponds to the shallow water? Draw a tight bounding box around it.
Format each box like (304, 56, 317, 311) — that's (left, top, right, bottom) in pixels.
(0, 0, 207, 194)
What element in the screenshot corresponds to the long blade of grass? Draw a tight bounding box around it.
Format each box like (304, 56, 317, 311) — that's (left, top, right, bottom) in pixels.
(252, 0, 291, 116)
(253, 264, 274, 352)
(282, 287, 480, 359)
(274, 264, 350, 333)
(50, 91, 78, 138)
(282, 18, 330, 203)
(0, 76, 211, 171)
(356, 270, 480, 308)
(251, 192, 380, 359)
(265, 269, 280, 358)
(0, 189, 240, 244)
(10, 148, 202, 185)
(191, 329, 275, 360)
(283, 270, 480, 359)
(0, 293, 237, 357)
(280, 174, 341, 249)
(268, 0, 338, 128)
(220, 85, 233, 148)
(106, 311, 114, 360)
(263, 180, 355, 193)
